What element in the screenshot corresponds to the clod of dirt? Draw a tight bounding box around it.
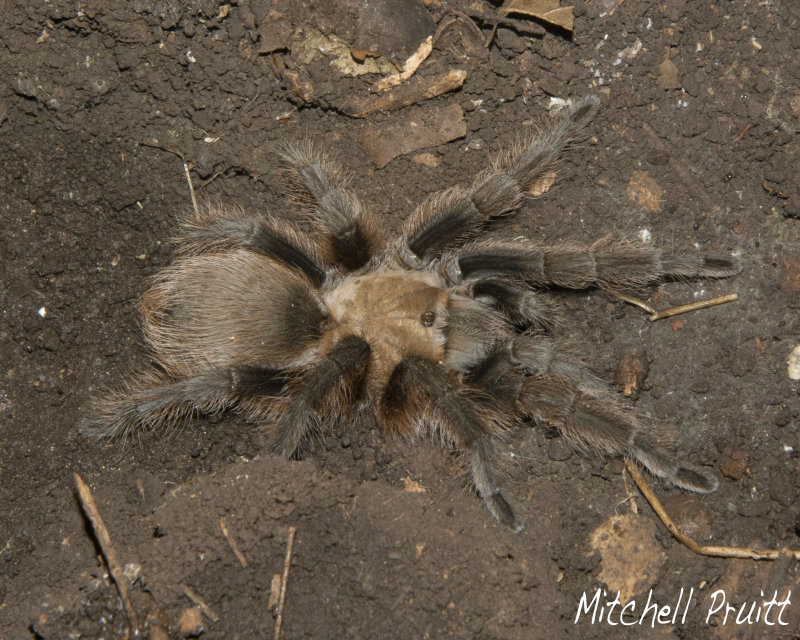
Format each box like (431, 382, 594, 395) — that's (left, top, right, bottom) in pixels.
(627, 170, 663, 213)
(721, 450, 748, 480)
(614, 351, 649, 399)
(258, 14, 293, 54)
(589, 513, 667, 603)
(359, 103, 466, 168)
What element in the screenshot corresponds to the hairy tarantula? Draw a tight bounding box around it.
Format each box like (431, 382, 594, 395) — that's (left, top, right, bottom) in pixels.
(88, 96, 740, 531)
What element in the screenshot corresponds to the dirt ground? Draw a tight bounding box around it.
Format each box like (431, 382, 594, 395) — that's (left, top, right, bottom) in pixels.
(2, 1, 800, 638)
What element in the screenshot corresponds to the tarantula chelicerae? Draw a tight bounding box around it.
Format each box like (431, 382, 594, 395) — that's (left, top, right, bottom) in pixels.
(89, 96, 740, 531)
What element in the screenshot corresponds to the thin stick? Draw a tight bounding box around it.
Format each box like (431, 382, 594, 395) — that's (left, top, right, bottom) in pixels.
(219, 516, 248, 568)
(183, 161, 199, 218)
(274, 526, 297, 640)
(139, 141, 199, 218)
(613, 292, 656, 315)
(614, 292, 738, 321)
(182, 584, 220, 622)
(625, 461, 800, 560)
(647, 293, 738, 321)
(73, 473, 141, 637)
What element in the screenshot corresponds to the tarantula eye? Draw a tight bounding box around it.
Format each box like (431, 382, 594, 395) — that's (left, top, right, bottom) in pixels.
(420, 311, 435, 327)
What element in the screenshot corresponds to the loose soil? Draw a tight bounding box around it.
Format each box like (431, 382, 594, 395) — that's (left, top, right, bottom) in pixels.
(2, 1, 799, 639)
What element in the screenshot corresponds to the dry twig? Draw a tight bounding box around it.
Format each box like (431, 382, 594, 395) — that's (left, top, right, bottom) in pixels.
(182, 584, 221, 622)
(342, 69, 466, 118)
(73, 473, 141, 638)
(139, 141, 200, 218)
(625, 461, 800, 560)
(615, 292, 738, 321)
(274, 526, 297, 640)
(219, 516, 248, 568)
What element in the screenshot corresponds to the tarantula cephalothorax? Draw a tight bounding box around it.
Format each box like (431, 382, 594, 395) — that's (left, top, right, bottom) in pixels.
(89, 96, 740, 531)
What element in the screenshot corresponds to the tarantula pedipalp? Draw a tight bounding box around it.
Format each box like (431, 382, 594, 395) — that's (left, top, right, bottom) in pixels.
(88, 96, 740, 532)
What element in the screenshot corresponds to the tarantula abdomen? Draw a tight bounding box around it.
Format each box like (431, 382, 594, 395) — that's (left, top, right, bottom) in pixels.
(88, 96, 740, 531)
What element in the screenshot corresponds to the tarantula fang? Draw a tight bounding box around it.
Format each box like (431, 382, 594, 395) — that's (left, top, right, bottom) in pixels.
(87, 96, 740, 532)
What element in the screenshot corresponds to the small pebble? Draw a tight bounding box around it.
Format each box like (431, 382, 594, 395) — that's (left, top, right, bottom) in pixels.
(787, 344, 800, 380)
(179, 606, 204, 638)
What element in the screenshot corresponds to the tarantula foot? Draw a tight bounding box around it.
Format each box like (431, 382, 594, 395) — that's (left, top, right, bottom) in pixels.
(671, 464, 719, 494)
(485, 491, 524, 533)
(272, 437, 302, 460)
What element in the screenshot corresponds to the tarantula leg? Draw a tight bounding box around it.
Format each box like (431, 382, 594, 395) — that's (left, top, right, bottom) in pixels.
(400, 96, 600, 264)
(174, 203, 326, 286)
(446, 239, 742, 288)
(463, 278, 555, 330)
(382, 357, 523, 532)
(279, 141, 383, 271)
(509, 335, 718, 493)
(85, 366, 286, 440)
(272, 335, 370, 457)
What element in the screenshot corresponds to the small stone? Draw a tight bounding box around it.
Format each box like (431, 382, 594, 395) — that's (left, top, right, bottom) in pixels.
(179, 606, 204, 638)
(787, 344, 800, 380)
(720, 451, 747, 481)
(411, 152, 441, 167)
(546, 437, 572, 461)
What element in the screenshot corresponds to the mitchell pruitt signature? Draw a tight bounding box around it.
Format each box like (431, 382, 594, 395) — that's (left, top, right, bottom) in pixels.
(575, 587, 792, 627)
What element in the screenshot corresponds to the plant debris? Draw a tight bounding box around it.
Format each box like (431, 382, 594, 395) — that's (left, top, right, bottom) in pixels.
(499, 0, 574, 32)
(359, 103, 466, 168)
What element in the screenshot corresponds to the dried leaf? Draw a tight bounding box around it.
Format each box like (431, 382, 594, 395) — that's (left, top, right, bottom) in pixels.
(658, 49, 681, 89)
(500, 0, 574, 32)
(374, 36, 434, 91)
(359, 103, 466, 168)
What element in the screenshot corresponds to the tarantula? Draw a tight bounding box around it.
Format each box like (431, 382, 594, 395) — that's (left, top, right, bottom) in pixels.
(88, 96, 740, 531)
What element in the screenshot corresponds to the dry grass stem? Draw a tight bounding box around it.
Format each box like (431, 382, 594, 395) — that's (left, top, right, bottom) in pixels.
(625, 460, 800, 560)
(615, 292, 738, 321)
(274, 525, 297, 640)
(73, 473, 141, 637)
(219, 516, 248, 568)
(182, 584, 220, 622)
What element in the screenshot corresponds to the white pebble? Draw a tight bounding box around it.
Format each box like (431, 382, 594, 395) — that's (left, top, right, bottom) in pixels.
(788, 344, 800, 380)
(37, 306, 46, 318)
